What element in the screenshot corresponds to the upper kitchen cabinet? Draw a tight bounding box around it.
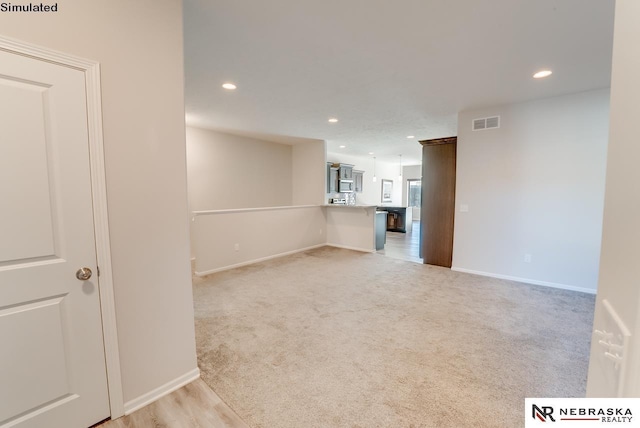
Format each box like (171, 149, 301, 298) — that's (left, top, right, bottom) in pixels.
(327, 162, 338, 193)
(354, 170, 364, 193)
(338, 163, 354, 180)
(327, 163, 364, 193)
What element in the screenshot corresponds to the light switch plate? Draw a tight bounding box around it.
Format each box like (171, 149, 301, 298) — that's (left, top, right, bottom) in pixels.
(460, 204, 469, 212)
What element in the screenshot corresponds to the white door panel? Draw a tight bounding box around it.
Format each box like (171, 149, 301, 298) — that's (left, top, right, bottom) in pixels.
(0, 298, 70, 423)
(0, 48, 109, 428)
(0, 79, 55, 262)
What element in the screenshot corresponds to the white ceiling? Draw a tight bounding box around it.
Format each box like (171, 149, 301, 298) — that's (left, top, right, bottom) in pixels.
(183, 0, 614, 165)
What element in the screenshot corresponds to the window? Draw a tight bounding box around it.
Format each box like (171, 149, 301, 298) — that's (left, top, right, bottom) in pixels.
(407, 179, 421, 208)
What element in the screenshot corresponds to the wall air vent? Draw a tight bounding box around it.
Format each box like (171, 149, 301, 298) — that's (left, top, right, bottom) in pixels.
(473, 118, 486, 131)
(472, 116, 500, 131)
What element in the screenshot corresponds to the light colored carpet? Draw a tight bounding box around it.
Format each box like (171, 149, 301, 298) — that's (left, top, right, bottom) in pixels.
(193, 247, 595, 428)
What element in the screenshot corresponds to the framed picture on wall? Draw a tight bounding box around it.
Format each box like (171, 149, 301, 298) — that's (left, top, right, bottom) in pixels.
(381, 179, 393, 203)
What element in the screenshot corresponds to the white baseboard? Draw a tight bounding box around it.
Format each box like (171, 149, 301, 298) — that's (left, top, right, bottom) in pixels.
(124, 367, 200, 415)
(195, 244, 326, 276)
(450, 267, 597, 294)
(326, 243, 375, 253)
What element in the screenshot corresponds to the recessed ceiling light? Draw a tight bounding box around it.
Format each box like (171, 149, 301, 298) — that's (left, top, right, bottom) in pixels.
(407, 136, 415, 139)
(368, 152, 374, 155)
(339, 145, 346, 149)
(328, 118, 339, 123)
(533, 70, 552, 79)
(222, 83, 237, 90)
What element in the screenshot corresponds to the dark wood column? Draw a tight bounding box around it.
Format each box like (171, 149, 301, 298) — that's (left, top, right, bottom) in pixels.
(419, 137, 457, 267)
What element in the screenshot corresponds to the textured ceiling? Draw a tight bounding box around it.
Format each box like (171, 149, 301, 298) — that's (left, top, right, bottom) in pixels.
(184, 0, 614, 165)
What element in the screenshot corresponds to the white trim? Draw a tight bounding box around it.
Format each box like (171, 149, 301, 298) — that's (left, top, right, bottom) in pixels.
(631, 313, 640, 397)
(601, 299, 631, 396)
(124, 368, 200, 415)
(0, 35, 124, 418)
(326, 244, 376, 253)
(0, 35, 97, 70)
(450, 266, 597, 294)
(195, 244, 326, 276)
(193, 204, 319, 216)
(85, 62, 124, 418)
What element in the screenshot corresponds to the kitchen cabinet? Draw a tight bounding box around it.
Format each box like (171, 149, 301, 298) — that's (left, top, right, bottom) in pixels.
(326, 163, 338, 193)
(328, 163, 356, 193)
(354, 170, 364, 193)
(338, 164, 354, 180)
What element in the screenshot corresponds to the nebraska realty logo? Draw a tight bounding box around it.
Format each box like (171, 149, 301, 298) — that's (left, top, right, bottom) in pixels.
(1, 2, 58, 12)
(525, 398, 640, 427)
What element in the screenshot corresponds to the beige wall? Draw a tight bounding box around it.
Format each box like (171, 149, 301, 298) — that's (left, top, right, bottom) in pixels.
(453, 89, 609, 292)
(192, 206, 327, 275)
(186, 129, 326, 265)
(587, 0, 640, 397)
(0, 0, 198, 405)
(292, 140, 326, 206)
(186, 127, 293, 211)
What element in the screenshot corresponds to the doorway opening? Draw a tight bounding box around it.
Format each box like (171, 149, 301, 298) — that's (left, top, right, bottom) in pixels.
(377, 178, 422, 263)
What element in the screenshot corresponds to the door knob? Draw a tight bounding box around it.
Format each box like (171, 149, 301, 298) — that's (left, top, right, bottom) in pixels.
(76, 267, 92, 281)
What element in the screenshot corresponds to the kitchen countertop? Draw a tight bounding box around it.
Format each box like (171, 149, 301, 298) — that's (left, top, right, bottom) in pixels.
(323, 204, 377, 208)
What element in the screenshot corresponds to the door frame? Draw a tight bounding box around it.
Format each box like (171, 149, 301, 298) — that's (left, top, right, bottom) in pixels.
(0, 35, 124, 418)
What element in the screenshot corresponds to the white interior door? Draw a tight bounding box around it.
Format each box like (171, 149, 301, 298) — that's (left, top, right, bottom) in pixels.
(0, 49, 110, 427)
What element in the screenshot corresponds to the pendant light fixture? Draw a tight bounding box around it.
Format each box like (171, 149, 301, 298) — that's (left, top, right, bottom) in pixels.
(372, 156, 377, 182)
(398, 154, 403, 180)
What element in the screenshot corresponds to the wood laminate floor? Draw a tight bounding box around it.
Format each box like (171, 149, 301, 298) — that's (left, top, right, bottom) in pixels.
(377, 220, 422, 263)
(96, 379, 249, 428)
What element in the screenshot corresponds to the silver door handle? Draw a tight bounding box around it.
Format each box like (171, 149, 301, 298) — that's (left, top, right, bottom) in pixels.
(76, 267, 92, 281)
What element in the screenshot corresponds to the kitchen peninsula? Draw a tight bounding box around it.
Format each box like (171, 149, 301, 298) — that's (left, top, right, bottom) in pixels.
(324, 204, 378, 252)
